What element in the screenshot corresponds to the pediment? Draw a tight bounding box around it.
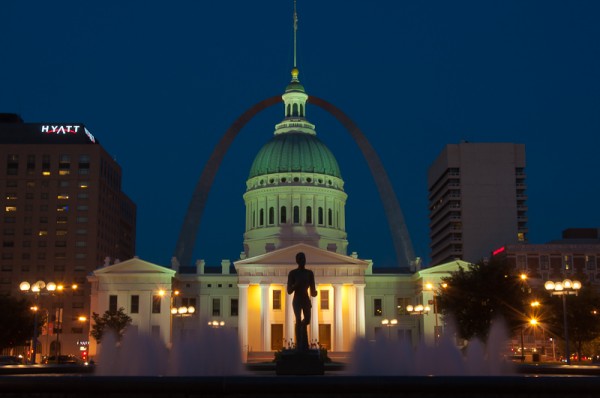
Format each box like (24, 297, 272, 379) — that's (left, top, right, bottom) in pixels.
(93, 256, 176, 276)
(235, 243, 369, 268)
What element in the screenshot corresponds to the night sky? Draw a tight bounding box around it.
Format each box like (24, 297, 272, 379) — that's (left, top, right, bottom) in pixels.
(2, 1, 599, 268)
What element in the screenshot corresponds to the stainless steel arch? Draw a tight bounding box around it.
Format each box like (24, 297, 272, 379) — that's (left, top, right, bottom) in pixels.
(174, 95, 415, 268)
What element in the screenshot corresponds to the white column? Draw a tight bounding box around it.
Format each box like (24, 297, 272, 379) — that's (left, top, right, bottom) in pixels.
(333, 284, 344, 351)
(355, 284, 366, 337)
(310, 294, 319, 346)
(285, 290, 294, 347)
(238, 284, 249, 361)
(260, 284, 270, 351)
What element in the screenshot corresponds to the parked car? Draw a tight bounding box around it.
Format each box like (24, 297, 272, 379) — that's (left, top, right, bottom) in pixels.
(42, 355, 83, 365)
(0, 355, 24, 365)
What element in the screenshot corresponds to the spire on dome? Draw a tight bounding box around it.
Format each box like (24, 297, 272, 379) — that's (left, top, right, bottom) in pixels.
(293, 0, 298, 68)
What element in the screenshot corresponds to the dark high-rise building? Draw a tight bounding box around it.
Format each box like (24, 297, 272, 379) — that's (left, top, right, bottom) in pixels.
(0, 114, 136, 358)
(428, 142, 527, 265)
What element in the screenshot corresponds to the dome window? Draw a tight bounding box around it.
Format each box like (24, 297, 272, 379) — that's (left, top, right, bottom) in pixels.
(306, 206, 312, 224)
(306, 177, 312, 183)
(280, 206, 287, 223)
(292, 103, 299, 116)
(269, 207, 274, 225)
(260, 209, 264, 226)
(293, 206, 300, 224)
(318, 207, 324, 225)
(281, 177, 287, 183)
(269, 178, 275, 184)
(293, 177, 300, 182)
(328, 209, 333, 226)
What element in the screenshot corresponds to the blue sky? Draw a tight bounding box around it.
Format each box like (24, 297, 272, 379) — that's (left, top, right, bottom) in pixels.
(2, 1, 599, 268)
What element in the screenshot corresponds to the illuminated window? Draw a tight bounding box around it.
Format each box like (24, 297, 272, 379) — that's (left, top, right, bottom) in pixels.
(517, 232, 525, 242)
(42, 171, 51, 176)
(57, 205, 68, 212)
(57, 194, 69, 200)
(59, 170, 70, 176)
(320, 290, 329, 310)
(4, 206, 16, 212)
(6, 194, 17, 200)
(78, 181, 89, 189)
(38, 230, 48, 236)
(272, 290, 281, 310)
(56, 230, 67, 236)
(373, 298, 383, 316)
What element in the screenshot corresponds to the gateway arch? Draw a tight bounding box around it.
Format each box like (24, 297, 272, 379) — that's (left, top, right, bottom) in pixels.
(174, 95, 416, 269)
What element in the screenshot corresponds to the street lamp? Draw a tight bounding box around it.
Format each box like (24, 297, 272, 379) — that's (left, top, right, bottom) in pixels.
(381, 318, 398, 339)
(208, 320, 225, 328)
(545, 279, 581, 365)
(171, 306, 196, 339)
(20, 280, 56, 363)
(406, 304, 431, 315)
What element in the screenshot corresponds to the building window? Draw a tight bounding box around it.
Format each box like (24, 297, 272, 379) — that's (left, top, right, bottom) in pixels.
(109, 295, 118, 312)
(76, 216, 88, 223)
(328, 209, 333, 226)
(4, 206, 17, 212)
(306, 206, 312, 223)
(563, 255, 573, 272)
(540, 255, 549, 270)
(396, 297, 410, 315)
(516, 255, 527, 271)
(212, 298, 221, 316)
(586, 255, 597, 271)
(272, 290, 281, 310)
(181, 297, 197, 308)
(131, 295, 139, 314)
(259, 209, 264, 226)
(293, 206, 300, 224)
(269, 207, 274, 225)
(374, 298, 383, 316)
(152, 295, 161, 314)
(280, 206, 287, 223)
(320, 290, 329, 310)
(231, 298, 238, 316)
(318, 207, 324, 225)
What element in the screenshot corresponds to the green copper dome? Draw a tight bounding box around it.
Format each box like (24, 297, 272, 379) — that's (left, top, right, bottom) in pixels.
(249, 132, 342, 179)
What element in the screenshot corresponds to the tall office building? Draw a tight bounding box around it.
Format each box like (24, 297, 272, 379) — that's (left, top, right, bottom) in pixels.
(0, 113, 136, 357)
(428, 143, 527, 265)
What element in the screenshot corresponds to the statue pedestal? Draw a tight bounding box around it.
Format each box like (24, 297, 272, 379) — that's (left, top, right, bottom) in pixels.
(275, 349, 325, 375)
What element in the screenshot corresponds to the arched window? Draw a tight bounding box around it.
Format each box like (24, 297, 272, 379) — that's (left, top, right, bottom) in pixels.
(318, 207, 324, 225)
(306, 206, 312, 224)
(292, 103, 299, 116)
(287, 104, 291, 117)
(328, 208, 333, 226)
(260, 208, 264, 226)
(300, 104, 304, 117)
(269, 207, 274, 225)
(252, 210, 256, 228)
(280, 206, 287, 223)
(293, 206, 300, 224)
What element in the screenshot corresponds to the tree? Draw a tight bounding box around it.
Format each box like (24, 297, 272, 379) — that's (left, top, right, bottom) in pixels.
(0, 296, 36, 350)
(541, 280, 600, 362)
(91, 307, 132, 343)
(437, 257, 530, 342)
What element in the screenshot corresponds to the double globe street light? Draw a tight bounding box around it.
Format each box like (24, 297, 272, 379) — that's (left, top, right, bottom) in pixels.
(544, 279, 581, 365)
(19, 280, 57, 364)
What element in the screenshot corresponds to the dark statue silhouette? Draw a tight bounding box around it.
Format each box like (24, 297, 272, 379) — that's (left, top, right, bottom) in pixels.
(287, 252, 317, 351)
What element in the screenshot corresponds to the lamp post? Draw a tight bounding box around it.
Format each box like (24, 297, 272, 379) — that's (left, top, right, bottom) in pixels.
(19, 280, 56, 364)
(544, 279, 581, 365)
(208, 320, 225, 328)
(171, 305, 195, 340)
(381, 318, 398, 339)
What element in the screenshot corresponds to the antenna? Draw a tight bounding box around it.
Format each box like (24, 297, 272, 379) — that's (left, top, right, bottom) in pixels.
(293, 0, 298, 68)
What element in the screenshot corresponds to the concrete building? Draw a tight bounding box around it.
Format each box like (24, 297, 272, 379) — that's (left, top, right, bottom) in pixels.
(493, 228, 600, 285)
(0, 113, 136, 360)
(428, 143, 527, 265)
